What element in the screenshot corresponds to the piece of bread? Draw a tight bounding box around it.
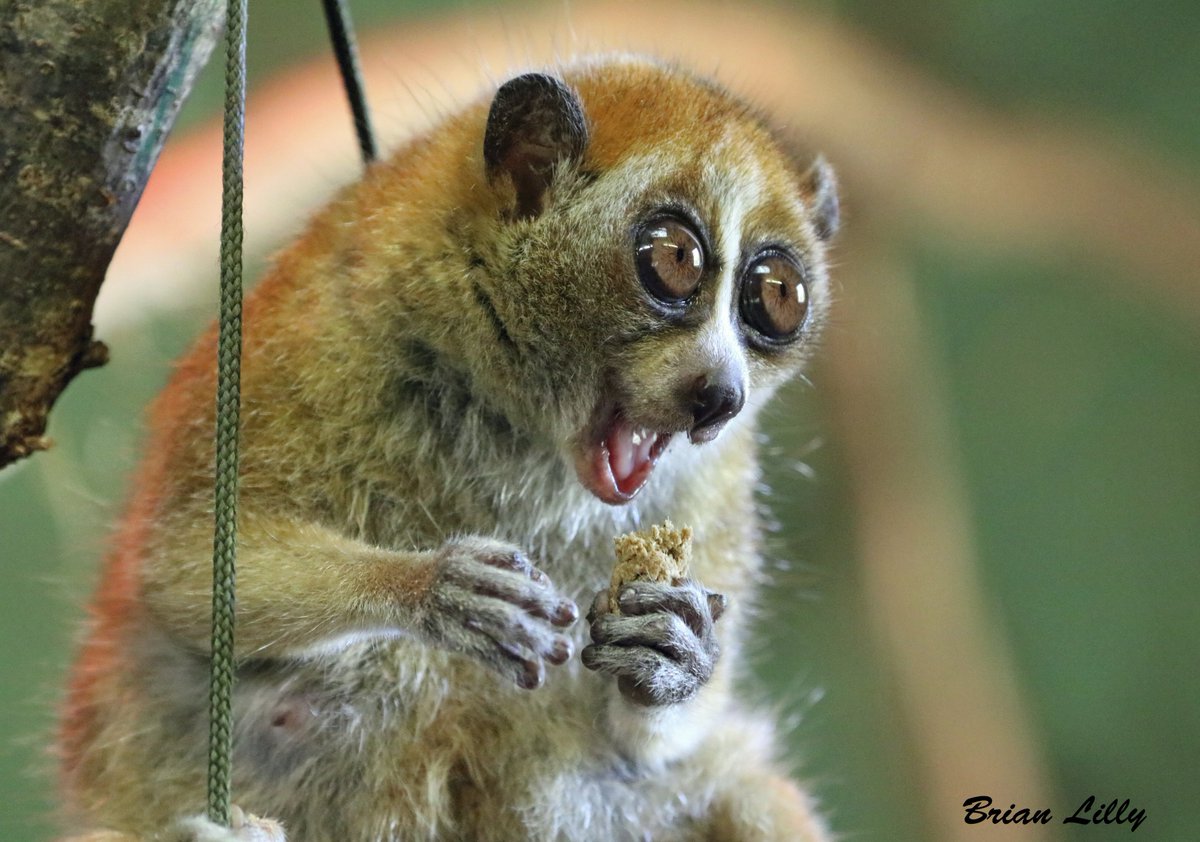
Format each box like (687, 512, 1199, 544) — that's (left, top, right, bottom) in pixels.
(608, 520, 693, 613)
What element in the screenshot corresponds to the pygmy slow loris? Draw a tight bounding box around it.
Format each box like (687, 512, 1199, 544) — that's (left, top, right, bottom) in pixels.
(59, 55, 839, 841)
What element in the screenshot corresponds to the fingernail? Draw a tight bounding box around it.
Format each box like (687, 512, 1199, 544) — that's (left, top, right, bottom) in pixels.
(518, 661, 544, 690)
(554, 600, 579, 626)
(549, 636, 573, 665)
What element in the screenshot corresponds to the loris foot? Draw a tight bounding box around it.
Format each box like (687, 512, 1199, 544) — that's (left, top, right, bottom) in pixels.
(423, 537, 579, 689)
(161, 807, 286, 842)
(582, 580, 726, 705)
(63, 807, 285, 842)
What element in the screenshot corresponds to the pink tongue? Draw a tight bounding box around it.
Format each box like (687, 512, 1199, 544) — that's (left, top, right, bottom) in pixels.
(606, 420, 657, 495)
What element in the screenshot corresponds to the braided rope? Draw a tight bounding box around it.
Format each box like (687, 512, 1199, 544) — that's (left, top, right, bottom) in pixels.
(321, 0, 377, 164)
(205, 0, 372, 824)
(208, 0, 247, 825)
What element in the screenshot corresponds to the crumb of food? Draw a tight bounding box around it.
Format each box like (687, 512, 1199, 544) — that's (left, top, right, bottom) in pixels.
(608, 520, 693, 613)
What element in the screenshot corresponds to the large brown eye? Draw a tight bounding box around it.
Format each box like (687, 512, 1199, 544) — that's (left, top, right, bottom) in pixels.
(635, 217, 705, 304)
(740, 253, 809, 342)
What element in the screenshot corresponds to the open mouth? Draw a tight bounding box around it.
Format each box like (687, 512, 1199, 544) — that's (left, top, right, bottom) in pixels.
(575, 410, 673, 505)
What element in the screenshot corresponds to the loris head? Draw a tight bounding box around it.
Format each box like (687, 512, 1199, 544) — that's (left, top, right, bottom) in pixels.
(456, 57, 838, 505)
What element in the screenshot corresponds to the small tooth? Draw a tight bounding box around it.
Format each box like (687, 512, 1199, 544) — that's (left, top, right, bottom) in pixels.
(631, 429, 643, 446)
(637, 433, 655, 463)
(612, 429, 634, 480)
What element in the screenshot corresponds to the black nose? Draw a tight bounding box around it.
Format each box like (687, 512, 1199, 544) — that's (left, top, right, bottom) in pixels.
(690, 377, 746, 442)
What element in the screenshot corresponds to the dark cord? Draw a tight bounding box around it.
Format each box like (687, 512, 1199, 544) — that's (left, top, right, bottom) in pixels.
(321, 0, 377, 164)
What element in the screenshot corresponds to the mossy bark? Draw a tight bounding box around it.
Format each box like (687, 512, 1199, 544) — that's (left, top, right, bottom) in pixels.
(0, 0, 222, 467)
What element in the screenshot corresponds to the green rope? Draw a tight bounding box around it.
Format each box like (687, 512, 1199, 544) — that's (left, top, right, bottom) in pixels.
(208, 0, 247, 826)
(204, 0, 371, 824)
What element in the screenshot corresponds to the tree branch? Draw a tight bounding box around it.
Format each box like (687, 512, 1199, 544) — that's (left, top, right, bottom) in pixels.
(0, 0, 221, 467)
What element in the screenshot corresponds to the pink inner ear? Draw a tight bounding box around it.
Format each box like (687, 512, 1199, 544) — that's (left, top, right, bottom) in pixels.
(506, 165, 544, 220)
(503, 143, 559, 218)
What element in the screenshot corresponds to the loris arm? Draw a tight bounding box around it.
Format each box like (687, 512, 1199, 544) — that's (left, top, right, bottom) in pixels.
(580, 445, 762, 767)
(584, 574, 830, 841)
(582, 576, 732, 766)
(139, 515, 577, 687)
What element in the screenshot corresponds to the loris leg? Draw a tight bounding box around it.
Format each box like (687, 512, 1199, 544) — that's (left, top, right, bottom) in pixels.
(705, 775, 830, 842)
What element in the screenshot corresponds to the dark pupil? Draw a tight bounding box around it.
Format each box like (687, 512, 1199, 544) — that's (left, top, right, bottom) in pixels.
(657, 237, 692, 277)
(769, 277, 791, 306)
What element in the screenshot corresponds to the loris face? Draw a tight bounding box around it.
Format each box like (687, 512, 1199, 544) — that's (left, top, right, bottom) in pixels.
(473, 60, 838, 505)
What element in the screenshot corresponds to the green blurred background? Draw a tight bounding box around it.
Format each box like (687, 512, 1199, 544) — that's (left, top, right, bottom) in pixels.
(2, 1, 1197, 839)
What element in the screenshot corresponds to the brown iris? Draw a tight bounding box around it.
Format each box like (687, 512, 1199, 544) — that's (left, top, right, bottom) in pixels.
(740, 253, 809, 341)
(635, 217, 705, 304)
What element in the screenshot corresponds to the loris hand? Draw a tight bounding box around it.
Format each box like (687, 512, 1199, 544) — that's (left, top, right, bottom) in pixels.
(422, 537, 578, 689)
(581, 581, 727, 706)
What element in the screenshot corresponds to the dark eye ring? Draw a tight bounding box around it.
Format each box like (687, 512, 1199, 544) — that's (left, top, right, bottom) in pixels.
(740, 252, 809, 343)
(634, 216, 705, 304)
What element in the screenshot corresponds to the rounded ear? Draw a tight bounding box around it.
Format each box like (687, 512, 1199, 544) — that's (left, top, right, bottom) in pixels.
(801, 155, 839, 241)
(483, 73, 588, 219)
